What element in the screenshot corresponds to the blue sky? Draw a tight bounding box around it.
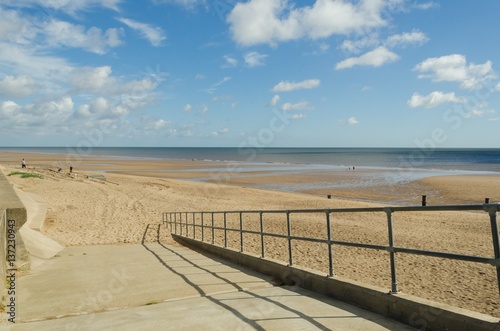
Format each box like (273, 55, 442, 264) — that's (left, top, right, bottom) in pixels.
(0, 0, 499, 148)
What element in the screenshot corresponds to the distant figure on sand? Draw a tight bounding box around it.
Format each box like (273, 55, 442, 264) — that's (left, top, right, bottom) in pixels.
(22, 158, 26, 168)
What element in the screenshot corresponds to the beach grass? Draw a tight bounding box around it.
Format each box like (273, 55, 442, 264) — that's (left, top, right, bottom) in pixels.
(7, 171, 44, 179)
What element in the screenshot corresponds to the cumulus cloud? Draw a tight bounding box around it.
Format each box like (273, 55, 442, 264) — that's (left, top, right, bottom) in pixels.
(228, 0, 392, 46)
(292, 114, 306, 120)
(117, 17, 166, 46)
(0, 75, 40, 98)
(347, 116, 359, 125)
(335, 46, 399, 70)
(414, 54, 495, 89)
(183, 104, 193, 113)
(464, 108, 495, 119)
(0, 96, 74, 130)
(137, 116, 170, 133)
(339, 34, 379, 54)
(70, 66, 158, 98)
(43, 19, 124, 54)
(385, 30, 428, 48)
(269, 95, 280, 107)
(281, 101, 312, 111)
(407, 91, 465, 108)
(272, 79, 320, 92)
(244, 51, 268, 67)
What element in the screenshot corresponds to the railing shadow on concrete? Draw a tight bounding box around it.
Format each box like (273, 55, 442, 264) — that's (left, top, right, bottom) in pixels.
(140, 224, 368, 331)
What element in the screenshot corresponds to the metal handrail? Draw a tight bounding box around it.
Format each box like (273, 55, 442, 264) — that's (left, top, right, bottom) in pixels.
(162, 203, 500, 294)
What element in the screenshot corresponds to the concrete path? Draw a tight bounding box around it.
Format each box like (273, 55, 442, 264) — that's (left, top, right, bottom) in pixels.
(1, 225, 416, 330)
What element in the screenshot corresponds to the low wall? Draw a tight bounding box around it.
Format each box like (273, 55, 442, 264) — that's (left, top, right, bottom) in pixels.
(0, 208, 5, 300)
(0, 170, 29, 300)
(173, 234, 500, 331)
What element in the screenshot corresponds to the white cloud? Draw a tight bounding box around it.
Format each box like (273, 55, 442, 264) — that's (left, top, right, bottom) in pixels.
(117, 17, 166, 46)
(43, 19, 123, 54)
(0, 41, 73, 81)
(413, 2, 439, 10)
(281, 101, 312, 111)
(272, 79, 320, 92)
(339, 34, 379, 54)
(347, 117, 359, 125)
(0, 96, 74, 130)
(244, 51, 268, 67)
(6, 0, 122, 14)
(152, 0, 203, 8)
(223, 55, 238, 67)
(407, 91, 465, 108)
(228, 0, 392, 46)
(205, 76, 232, 94)
(183, 104, 193, 113)
(385, 30, 428, 48)
(292, 114, 306, 120)
(0, 7, 36, 44)
(414, 54, 495, 89)
(137, 116, 170, 133)
(335, 46, 399, 70)
(0, 75, 40, 98)
(70, 66, 158, 98)
(464, 108, 495, 119)
(211, 127, 230, 137)
(269, 95, 280, 107)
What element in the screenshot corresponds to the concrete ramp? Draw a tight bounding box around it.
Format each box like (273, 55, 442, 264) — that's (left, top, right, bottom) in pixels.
(15, 189, 64, 269)
(2, 236, 415, 330)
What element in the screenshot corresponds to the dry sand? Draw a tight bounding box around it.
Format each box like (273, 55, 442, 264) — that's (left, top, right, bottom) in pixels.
(1, 151, 499, 318)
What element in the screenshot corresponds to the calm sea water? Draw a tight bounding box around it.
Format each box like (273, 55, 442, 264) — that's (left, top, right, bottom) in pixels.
(2, 147, 499, 173)
(2, 147, 498, 201)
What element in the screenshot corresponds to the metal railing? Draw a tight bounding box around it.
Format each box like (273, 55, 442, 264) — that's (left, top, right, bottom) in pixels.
(163, 203, 500, 294)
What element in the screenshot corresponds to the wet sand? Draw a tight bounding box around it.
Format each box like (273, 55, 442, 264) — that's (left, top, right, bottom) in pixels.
(1, 151, 500, 317)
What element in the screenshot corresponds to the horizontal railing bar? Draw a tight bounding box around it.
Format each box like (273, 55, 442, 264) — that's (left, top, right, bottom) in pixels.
(169, 221, 496, 265)
(332, 240, 387, 251)
(393, 247, 496, 265)
(166, 203, 498, 216)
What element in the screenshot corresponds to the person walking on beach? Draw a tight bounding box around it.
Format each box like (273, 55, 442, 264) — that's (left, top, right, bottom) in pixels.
(22, 158, 26, 168)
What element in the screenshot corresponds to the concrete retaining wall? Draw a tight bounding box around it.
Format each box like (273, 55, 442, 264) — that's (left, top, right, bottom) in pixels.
(173, 234, 500, 331)
(0, 208, 5, 300)
(0, 170, 29, 300)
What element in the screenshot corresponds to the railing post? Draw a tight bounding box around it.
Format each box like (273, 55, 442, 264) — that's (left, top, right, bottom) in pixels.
(224, 213, 227, 248)
(179, 212, 182, 236)
(193, 212, 196, 239)
(174, 213, 177, 234)
(385, 208, 399, 294)
(287, 211, 293, 266)
(211, 212, 214, 244)
(260, 212, 265, 258)
(487, 205, 500, 294)
(326, 211, 334, 277)
(185, 212, 189, 237)
(240, 212, 244, 252)
(201, 212, 204, 242)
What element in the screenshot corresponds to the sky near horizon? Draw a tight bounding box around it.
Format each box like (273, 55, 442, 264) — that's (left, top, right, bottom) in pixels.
(0, 0, 499, 148)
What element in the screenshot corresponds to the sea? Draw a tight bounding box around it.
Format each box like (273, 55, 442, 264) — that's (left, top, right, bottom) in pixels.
(1, 147, 499, 172)
(2, 147, 499, 195)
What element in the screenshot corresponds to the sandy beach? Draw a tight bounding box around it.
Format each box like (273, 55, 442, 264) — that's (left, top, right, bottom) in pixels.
(1, 151, 500, 318)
